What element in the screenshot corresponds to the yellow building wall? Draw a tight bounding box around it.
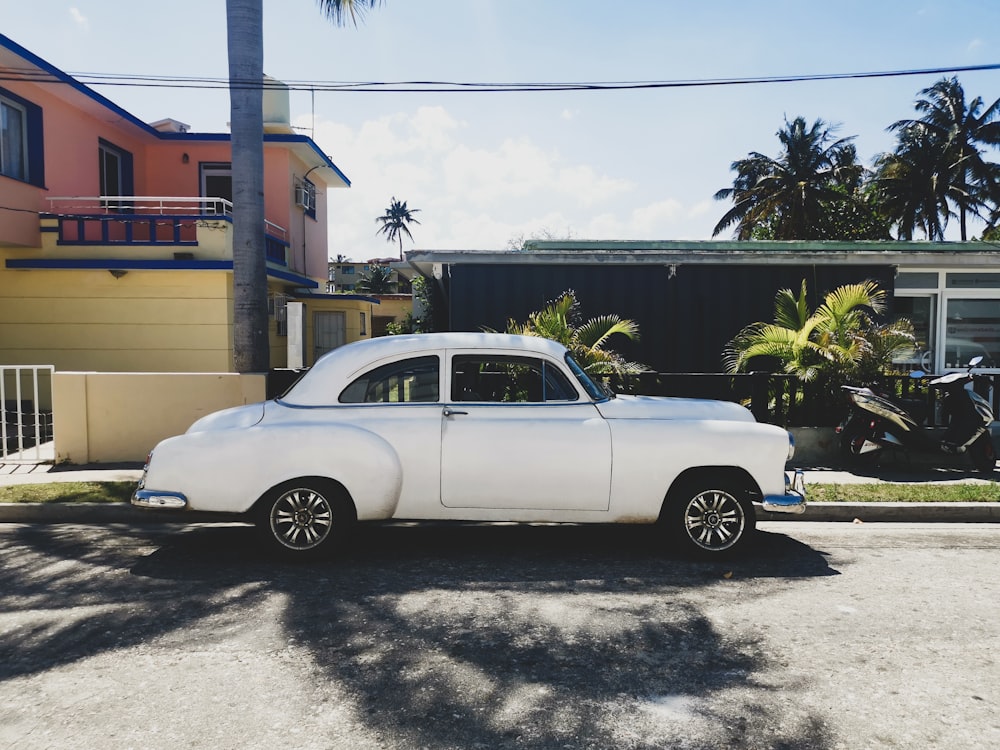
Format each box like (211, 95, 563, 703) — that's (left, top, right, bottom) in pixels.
(300, 297, 377, 366)
(53, 371, 266, 463)
(371, 295, 413, 332)
(0, 266, 234, 372)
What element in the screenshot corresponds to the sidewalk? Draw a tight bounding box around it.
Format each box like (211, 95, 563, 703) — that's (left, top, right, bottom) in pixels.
(0, 462, 997, 524)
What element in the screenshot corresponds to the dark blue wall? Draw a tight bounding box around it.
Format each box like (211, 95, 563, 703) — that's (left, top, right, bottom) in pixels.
(443, 263, 896, 372)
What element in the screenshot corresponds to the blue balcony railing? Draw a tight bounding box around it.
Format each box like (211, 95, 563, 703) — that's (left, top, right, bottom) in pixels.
(43, 196, 287, 252)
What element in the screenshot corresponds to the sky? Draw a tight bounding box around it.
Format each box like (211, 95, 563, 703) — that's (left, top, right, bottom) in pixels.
(3, 1, 999, 260)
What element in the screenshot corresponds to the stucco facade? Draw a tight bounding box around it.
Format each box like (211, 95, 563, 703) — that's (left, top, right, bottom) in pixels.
(0, 32, 355, 373)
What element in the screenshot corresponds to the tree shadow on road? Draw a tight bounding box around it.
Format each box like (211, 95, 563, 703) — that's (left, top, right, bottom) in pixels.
(1, 523, 837, 748)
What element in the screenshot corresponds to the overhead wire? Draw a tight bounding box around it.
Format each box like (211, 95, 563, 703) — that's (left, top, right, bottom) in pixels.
(0, 62, 998, 93)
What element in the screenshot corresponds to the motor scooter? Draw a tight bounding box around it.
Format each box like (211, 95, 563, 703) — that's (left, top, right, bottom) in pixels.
(837, 357, 997, 473)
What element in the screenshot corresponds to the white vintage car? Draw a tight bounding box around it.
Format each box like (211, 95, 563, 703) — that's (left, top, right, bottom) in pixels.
(133, 333, 805, 557)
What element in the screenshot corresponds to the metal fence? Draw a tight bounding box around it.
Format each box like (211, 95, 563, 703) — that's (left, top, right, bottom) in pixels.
(609, 371, 1000, 428)
(1, 366, 55, 463)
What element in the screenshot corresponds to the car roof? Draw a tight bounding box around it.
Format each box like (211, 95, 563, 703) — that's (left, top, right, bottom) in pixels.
(282, 332, 571, 405)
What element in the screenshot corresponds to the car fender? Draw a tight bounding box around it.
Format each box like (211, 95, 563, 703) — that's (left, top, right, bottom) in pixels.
(142, 421, 403, 518)
(606, 419, 790, 519)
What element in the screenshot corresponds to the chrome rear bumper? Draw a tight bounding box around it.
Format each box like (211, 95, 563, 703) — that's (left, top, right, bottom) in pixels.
(131, 489, 188, 510)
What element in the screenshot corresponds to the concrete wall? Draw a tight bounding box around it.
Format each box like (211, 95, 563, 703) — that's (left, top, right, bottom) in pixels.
(53, 371, 266, 463)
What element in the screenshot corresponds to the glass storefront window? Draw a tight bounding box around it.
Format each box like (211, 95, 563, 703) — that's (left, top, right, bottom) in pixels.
(896, 272, 939, 289)
(893, 296, 935, 370)
(946, 273, 1000, 289)
(944, 299, 1000, 368)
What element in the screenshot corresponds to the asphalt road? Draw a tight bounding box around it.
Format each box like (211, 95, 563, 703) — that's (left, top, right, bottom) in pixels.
(1, 521, 998, 750)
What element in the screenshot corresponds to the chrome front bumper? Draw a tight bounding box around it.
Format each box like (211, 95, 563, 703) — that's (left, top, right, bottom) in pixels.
(761, 469, 807, 514)
(131, 489, 188, 510)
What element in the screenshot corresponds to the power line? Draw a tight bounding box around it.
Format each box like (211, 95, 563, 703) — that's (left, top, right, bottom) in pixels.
(1, 63, 998, 93)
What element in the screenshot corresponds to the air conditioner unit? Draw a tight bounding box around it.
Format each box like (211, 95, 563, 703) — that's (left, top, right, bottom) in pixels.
(295, 184, 314, 210)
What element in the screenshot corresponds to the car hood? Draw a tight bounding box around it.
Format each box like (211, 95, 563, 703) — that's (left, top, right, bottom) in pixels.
(185, 401, 267, 434)
(595, 394, 756, 422)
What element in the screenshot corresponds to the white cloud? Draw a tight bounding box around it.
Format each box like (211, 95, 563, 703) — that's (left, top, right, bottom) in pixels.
(69, 7, 89, 30)
(308, 105, 708, 259)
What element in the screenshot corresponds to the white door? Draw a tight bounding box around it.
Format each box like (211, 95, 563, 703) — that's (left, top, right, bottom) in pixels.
(439, 354, 612, 511)
(313, 311, 346, 364)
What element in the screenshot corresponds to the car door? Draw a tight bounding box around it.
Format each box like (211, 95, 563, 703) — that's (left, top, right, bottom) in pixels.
(440, 353, 612, 511)
(335, 354, 444, 514)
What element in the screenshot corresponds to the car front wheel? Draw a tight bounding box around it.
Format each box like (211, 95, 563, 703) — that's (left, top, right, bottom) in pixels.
(665, 479, 755, 557)
(256, 479, 354, 558)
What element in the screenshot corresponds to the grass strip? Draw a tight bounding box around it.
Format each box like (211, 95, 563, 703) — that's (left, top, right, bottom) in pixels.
(0, 480, 998, 505)
(0, 481, 137, 504)
(806, 482, 1000, 503)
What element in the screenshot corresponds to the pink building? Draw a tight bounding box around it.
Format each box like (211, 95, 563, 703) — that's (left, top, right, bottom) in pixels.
(0, 33, 367, 373)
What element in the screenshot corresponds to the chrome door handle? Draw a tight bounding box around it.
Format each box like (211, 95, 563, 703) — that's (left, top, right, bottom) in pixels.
(443, 408, 468, 417)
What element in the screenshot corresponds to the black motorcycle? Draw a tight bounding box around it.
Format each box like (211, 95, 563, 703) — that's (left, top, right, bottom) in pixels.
(837, 357, 997, 474)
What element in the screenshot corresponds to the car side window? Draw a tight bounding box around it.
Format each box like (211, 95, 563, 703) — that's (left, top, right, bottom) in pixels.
(451, 355, 578, 403)
(339, 356, 440, 403)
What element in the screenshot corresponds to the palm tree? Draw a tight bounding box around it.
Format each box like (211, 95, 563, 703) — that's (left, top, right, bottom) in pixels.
(724, 280, 914, 386)
(375, 197, 421, 260)
(503, 290, 646, 375)
(889, 77, 1000, 240)
(713, 117, 863, 240)
(355, 265, 396, 294)
(226, 0, 380, 373)
(873, 124, 953, 240)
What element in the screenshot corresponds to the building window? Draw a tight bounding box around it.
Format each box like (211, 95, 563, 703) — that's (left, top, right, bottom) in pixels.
(342, 267, 355, 275)
(360, 312, 367, 336)
(272, 295, 288, 337)
(99, 139, 133, 210)
(0, 95, 27, 181)
(296, 178, 316, 218)
(944, 299, 999, 369)
(894, 270, 1000, 372)
(200, 162, 232, 214)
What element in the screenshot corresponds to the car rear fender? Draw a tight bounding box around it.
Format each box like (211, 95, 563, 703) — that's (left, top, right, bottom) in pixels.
(143, 422, 403, 518)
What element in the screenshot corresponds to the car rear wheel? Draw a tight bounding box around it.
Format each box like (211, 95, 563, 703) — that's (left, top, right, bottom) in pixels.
(665, 478, 755, 558)
(256, 479, 354, 558)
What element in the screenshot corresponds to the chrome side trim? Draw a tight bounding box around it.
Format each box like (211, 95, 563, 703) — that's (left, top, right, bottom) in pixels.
(131, 489, 188, 510)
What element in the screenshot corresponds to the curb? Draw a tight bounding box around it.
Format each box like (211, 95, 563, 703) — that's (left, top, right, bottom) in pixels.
(0, 503, 242, 524)
(759, 502, 1000, 523)
(1, 502, 999, 525)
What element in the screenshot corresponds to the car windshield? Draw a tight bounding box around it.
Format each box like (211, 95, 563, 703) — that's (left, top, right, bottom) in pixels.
(565, 353, 614, 400)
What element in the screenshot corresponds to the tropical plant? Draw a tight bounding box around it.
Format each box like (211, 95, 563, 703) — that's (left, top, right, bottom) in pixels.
(886, 77, 1000, 240)
(387, 275, 433, 334)
(226, 0, 380, 372)
(355, 265, 396, 294)
(501, 290, 646, 375)
(375, 197, 421, 260)
(724, 280, 915, 388)
(713, 117, 870, 240)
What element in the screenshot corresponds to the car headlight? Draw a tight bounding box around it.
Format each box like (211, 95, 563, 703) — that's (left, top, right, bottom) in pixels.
(786, 431, 795, 461)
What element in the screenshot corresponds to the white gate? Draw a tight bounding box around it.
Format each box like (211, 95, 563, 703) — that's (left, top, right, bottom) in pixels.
(313, 311, 346, 364)
(1, 366, 55, 463)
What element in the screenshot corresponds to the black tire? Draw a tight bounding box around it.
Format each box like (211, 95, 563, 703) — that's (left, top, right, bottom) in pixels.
(970, 433, 997, 475)
(255, 478, 355, 559)
(664, 478, 756, 558)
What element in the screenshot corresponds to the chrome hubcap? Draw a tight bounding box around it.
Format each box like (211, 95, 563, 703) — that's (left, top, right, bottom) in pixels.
(684, 490, 745, 551)
(270, 488, 334, 550)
